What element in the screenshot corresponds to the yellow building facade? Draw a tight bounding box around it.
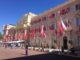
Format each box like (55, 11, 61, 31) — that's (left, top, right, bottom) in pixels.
(29, 0, 80, 48)
(3, 0, 80, 49)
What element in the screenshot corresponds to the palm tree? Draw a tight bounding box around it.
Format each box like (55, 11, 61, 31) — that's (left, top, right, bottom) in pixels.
(0, 32, 3, 41)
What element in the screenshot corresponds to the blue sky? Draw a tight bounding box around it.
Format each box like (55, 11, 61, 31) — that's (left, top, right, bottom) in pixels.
(0, 0, 66, 33)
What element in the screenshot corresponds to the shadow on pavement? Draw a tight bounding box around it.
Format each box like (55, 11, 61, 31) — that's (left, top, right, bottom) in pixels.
(5, 52, 80, 60)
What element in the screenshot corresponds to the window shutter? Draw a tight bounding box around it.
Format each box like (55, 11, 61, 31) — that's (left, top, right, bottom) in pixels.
(59, 7, 70, 15)
(42, 17, 46, 21)
(49, 24, 56, 30)
(43, 26, 46, 31)
(76, 18, 80, 26)
(48, 13, 55, 18)
(76, 3, 80, 10)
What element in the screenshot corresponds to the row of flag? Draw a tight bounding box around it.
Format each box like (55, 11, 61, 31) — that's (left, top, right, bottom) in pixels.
(4, 18, 72, 41)
(31, 7, 70, 25)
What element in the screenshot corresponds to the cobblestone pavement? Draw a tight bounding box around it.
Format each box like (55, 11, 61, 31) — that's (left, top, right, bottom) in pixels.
(0, 47, 45, 60)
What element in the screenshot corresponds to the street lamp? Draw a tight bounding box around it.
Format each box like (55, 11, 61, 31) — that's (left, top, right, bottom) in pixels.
(24, 23, 30, 55)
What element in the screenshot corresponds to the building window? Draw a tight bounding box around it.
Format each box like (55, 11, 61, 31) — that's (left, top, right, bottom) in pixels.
(58, 7, 70, 15)
(75, 3, 80, 10)
(42, 17, 46, 21)
(38, 19, 41, 22)
(76, 18, 80, 26)
(49, 23, 56, 30)
(48, 13, 55, 18)
(43, 26, 46, 31)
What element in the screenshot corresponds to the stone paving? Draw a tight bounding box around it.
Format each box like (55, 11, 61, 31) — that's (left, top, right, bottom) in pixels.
(0, 47, 45, 60)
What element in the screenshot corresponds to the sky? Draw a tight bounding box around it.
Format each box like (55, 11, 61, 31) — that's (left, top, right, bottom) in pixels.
(0, 0, 67, 33)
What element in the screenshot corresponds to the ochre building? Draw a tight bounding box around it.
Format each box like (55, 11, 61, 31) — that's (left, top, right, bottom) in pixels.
(3, 0, 80, 49)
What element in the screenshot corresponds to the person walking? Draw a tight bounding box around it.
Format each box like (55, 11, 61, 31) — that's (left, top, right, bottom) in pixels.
(25, 43, 28, 55)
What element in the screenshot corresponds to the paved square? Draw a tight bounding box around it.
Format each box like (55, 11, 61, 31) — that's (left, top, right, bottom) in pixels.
(0, 47, 45, 60)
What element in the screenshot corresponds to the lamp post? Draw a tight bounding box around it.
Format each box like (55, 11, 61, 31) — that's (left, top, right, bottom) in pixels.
(24, 23, 30, 55)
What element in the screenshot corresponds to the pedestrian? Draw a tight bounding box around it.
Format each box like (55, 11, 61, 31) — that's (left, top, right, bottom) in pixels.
(5, 43, 8, 48)
(25, 43, 28, 55)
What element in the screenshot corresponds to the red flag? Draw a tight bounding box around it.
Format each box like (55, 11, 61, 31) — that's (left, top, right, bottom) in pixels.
(3, 35, 7, 41)
(17, 33, 22, 40)
(57, 20, 65, 36)
(8, 35, 10, 41)
(58, 20, 64, 32)
(5, 29, 9, 35)
(10, 35, 13, 41)
(5, 35, 9, 42)
(30, 29, 35, 38)
(40, 25, 46, 38)
(23, 29, 27, 40)
(15, 33, 18, 40)
(64, 19, 72, 30)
